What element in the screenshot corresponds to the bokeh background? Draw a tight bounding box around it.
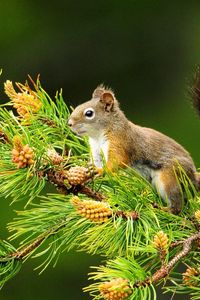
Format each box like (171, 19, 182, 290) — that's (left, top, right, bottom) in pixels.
(1, 1, 200, 299)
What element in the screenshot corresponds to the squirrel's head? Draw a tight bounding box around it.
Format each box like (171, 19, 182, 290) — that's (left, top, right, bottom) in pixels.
(68, 85, 119, 137)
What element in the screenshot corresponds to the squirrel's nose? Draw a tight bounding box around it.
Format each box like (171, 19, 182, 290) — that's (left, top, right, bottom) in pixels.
(68, 118, 73, 127)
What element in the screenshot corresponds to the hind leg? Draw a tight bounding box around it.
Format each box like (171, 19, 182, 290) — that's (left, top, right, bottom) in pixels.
(151, 169, 183, 214)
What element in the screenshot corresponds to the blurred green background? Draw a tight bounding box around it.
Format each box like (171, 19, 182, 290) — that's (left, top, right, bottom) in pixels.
(1, 1, 200, 299)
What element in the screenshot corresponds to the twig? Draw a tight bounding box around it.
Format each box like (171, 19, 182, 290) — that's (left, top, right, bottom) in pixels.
(0, 131, 9, 144)
(151, 231, 200, 283)
(115, 210, 139, 220)
(7, 219, 68, 261)
(4, 205, 139, 261)
(10, 235, 46, 259)
(170, 240, 184, 248)
(132, 231, 200, 289)
(39, 117, 57, 127)
(79, 185, 106, 201)
(44, 168, 107, 202)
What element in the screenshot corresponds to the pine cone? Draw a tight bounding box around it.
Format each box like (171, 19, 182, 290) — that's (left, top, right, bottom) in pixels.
(4, 80, 42, 119)
(12, 136, 34, 168)
(47, 149, 63, 165)
(71, 196, 112, 223)
(66, 166, 89, 185)
(153, 231, 169, 250)
(99, 278, 132, 300)
(183, 267, 199, 287)
(152, 231, 169, 258)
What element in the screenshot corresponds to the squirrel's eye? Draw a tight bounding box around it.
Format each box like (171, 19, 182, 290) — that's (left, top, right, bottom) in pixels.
(84, 108, 95, 119)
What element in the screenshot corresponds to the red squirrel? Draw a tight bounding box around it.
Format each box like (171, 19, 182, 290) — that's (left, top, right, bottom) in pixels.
(68, 74, 200, 214)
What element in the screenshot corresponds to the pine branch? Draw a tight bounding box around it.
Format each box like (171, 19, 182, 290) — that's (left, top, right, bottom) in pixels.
(80, 186, 106, 201)
(0, 76, 199, 300)
(6, 193, 141, 261)
(10, 235, 47, 260)
(8, 218, 68, 260)
(85, 228, 200, 299)
(44, 168, 106, 201)
(150, 231, 200, 283)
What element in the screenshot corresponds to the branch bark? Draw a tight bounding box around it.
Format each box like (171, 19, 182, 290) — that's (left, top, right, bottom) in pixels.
(151, 231, 200, 283)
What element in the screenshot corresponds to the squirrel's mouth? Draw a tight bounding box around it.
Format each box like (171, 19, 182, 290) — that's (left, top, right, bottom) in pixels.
(76, 130, 87, 136)
(71, 127, 87, 136)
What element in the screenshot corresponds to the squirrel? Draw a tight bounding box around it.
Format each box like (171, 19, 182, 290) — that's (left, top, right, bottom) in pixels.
(68, 70, 200, 214)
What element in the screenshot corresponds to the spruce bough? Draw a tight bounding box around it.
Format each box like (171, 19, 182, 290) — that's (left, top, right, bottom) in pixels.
(0, 76, 199, 299)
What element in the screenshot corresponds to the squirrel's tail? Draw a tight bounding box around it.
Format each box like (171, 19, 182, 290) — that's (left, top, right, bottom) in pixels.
(190, 66, 200, 116)
(191, 67, 200, 192)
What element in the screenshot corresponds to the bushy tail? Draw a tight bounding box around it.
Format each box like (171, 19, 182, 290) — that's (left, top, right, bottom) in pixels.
(190, 65, 200, 116)
(190, 66, 200, 192)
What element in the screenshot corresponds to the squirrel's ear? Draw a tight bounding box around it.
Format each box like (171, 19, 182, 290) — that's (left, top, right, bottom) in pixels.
(92, 86, 105, 98)
(100, 91, 115, 112)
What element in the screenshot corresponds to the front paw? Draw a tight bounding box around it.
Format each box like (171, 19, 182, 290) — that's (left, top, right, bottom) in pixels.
(95, 167, 104, 176)
(86, 163, 104, 177)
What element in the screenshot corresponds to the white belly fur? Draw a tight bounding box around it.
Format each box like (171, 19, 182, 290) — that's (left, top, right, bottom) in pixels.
(89, 134, 109, 168)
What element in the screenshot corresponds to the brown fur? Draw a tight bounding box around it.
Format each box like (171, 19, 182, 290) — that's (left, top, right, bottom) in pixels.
(106, 131, 130, 170)
(154, 168, 183, 214)
(68, 85, 199, 214)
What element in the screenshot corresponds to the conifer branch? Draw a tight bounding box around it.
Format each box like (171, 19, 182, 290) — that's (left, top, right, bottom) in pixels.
(5, 218, 68, 261)
(10, 235, 46, 260)
(5, 201, 140, 262)
(142, 231, 200, 284)
(118, 231, 200, 289)
(0, 76, 199, 299)
(79, 185, 106, 201)
(114, 210, 139, 220)
(41, 167, 107, 201)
